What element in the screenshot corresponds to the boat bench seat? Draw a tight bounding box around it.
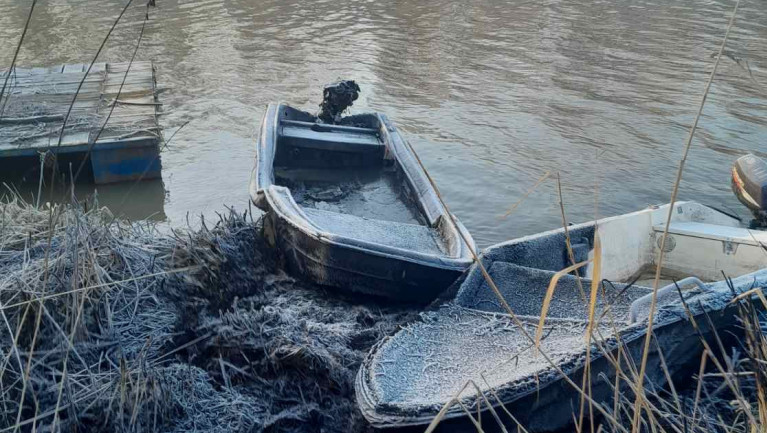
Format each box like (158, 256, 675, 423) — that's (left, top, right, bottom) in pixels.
(275, 123, 385, 168)
(279, 124, 383, 153)
(302, 207, 446, 256)
(654, 221, 767, 247)
(456, 261, 652, 319)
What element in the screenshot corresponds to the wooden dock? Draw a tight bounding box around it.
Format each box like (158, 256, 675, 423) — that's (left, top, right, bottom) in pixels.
(0, 61, 161, 184)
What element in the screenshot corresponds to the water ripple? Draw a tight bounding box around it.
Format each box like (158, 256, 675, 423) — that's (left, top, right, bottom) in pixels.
(0, 0, 765, 245)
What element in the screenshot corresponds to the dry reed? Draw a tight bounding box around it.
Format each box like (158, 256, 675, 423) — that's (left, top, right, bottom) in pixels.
(0, 0, 36, 120)
(0, 195, 414, 432)
(631, 2, 742, 430)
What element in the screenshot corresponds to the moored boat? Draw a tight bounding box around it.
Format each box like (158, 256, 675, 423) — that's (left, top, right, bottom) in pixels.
(356, 200, 767, 431)
(249, 101, 475, 302)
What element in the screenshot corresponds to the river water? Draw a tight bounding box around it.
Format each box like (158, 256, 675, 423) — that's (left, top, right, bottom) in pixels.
(1, 0, 765, 247)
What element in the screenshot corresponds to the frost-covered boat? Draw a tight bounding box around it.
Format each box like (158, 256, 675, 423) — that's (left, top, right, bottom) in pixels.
(356, 201, 767, 431)
(249, 103, 475, 302)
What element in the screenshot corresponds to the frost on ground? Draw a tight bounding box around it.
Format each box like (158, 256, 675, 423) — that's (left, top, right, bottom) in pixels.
(0, 197, 415, 432)
(1, 196, 763, 433)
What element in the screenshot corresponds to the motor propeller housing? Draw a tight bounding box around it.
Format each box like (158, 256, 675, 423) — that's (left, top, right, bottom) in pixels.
(732, 153, 767, 228)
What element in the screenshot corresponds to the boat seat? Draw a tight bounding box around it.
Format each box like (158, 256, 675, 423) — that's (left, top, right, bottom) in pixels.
(302, 207, 446, 256)
(456, 261, 652, 318)
(654, 221, 767, 247)
(279, 124, 383, 153)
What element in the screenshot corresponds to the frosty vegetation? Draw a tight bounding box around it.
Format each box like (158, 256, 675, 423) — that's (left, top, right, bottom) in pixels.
(0, 195, 414, 432)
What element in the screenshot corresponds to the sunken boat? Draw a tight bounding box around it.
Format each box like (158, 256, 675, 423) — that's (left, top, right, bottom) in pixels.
(249, 85, 475, 302)
(356, 200, 767, 431)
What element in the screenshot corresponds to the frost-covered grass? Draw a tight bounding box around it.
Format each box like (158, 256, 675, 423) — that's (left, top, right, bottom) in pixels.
(0, 194, 763, 433)
(0, 194, 415, 432)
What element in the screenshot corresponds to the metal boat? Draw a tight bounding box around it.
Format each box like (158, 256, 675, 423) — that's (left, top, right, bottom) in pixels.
(249, 102, 475, 302)
(356, 200, 767, 431)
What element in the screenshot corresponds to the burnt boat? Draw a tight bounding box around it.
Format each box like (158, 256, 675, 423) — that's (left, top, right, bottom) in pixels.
(356, 201, 767, 431)
(249, 103, 475, 302)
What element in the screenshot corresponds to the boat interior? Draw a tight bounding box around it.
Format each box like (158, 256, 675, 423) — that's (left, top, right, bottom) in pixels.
(363, 202, 767, 409)
(456, 201, 767, 324)
(270, 106, 453, 256)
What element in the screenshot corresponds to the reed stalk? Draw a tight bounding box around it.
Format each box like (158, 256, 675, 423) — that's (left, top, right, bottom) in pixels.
(49, 0, 135, 195)
(72, 0, 151, 184)
(630, 2, 741, 431)
(0, 0, 37, 120)
(501, 170, 550, 219)
(403, 139, 630, 431)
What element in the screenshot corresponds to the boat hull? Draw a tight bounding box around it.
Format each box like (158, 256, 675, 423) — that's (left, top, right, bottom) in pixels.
(250, 103, 476, 302)
(355, 203, 767, 431)
(263, 202, 465, 303)
(357, 299, 748, 432)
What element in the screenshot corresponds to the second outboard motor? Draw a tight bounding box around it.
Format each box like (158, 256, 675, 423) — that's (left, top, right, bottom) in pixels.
(732, 153, 767, 229)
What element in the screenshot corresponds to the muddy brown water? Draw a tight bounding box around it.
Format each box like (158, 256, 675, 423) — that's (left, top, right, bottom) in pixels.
(1, 0, 766, 247)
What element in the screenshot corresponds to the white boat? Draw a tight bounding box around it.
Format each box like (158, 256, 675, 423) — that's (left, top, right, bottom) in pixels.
(356, 198, 767, 431)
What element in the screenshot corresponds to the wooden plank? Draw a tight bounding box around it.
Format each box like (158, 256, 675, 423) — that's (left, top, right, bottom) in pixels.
(103, 112, 157, 122)
(101, 84, 154, 96)
(103, 110, 156, 120)
(105, 67, 152, 76)
(13, 79, 103, 91)
(15, 82, 103, 96)
(3, 78, 103, 89)
(1, 61, 160, 181)
(103, 80, 154, 91)
(15, 92, 102, 101)
(1, 66, 50, 77)
(97, 125, 158, 137)
(106, 110, 157, 121)
(104, 73, 154, 87)
(107, 62, 153, 73)
(108, 101, 157, 112)
(0, 128, 93, 151)
(105, 95, 155, 105)
(27, 136, 53, 149)
(62, 63, 85, 73)
(7, 73, 103, 86)
(104, 70, 152, 80)
(19, 66, 49, 75)
(60, 131, 90, 146)
(4, 98, 102, 112)
(15, 75, 103, 86)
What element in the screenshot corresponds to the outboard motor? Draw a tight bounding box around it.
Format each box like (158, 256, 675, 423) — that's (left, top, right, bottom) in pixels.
(732, 153, 767, 229)
(318, 80, 360, 124)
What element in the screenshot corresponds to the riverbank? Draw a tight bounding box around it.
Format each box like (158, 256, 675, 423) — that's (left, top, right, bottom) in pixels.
(0, 195, 763, 432)
(0, 195, 415, 432)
